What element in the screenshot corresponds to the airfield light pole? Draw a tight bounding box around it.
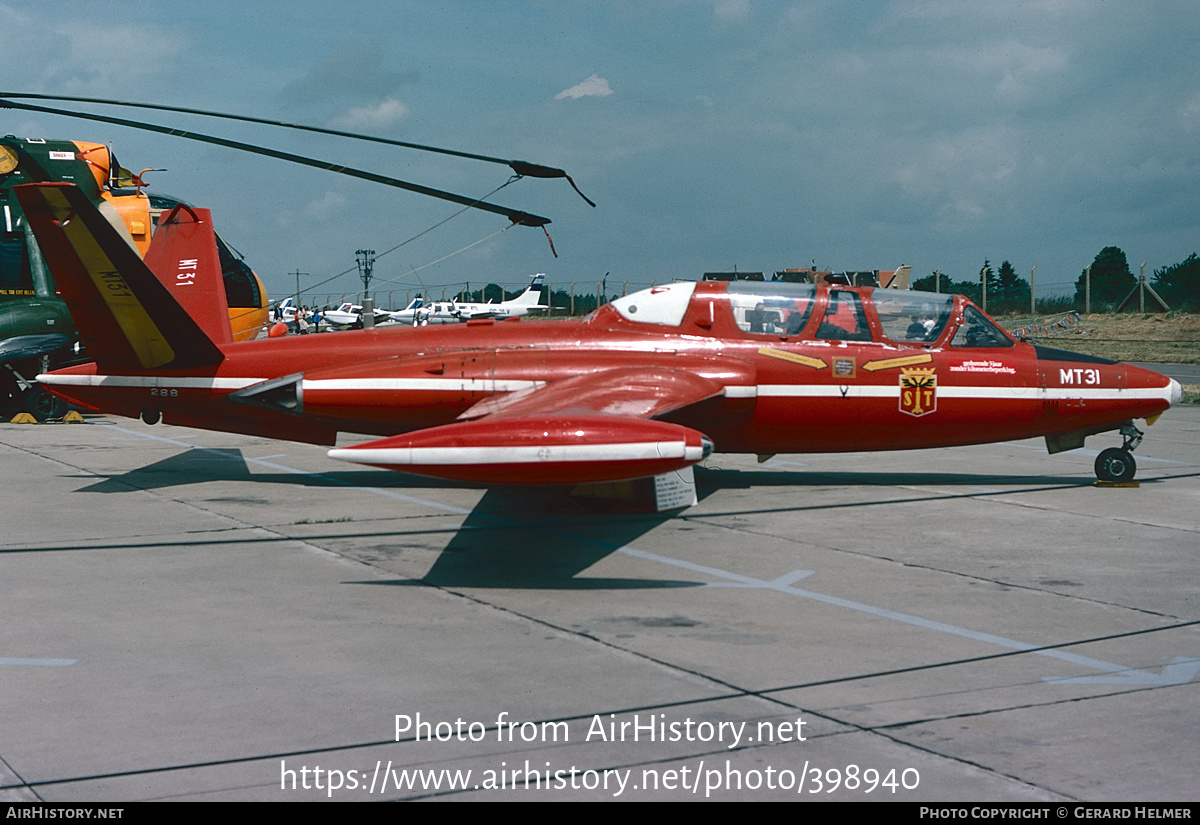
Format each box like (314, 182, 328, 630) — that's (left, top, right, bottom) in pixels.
(934, 269, 941, 294)
(356, 248, 376, 328)
(355, 248, 376, 293)
(1031, 265, 1037, 315)
(290, 269, 312, 319)
(1085, 264, 1091, 314)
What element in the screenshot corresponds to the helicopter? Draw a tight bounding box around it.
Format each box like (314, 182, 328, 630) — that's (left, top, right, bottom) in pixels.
(0, 91, 594, 416)
(0, 135, 270, 418)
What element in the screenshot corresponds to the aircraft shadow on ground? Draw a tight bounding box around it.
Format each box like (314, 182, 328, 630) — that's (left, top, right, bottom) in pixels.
(75, 447, 1104, 497)
(68, 447, 1185, 591)
(367, 486, 702, 590)
(75, 448, 481, 495)
(72, 448, 699, 589)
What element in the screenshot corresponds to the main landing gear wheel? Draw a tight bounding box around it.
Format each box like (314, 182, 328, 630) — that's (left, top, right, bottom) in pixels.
(1095, 447, 1136, 483)
(24, 386, 68, 421)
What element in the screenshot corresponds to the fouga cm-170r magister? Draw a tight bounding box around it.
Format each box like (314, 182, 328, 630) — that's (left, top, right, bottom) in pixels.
(18, 182, 1181, 495)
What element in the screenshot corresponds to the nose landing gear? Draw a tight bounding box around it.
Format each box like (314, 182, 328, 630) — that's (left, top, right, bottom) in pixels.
(1094, 423, 1143, 484)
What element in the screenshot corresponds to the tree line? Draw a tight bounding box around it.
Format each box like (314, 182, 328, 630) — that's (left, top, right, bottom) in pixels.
(910, 248, 1199, 313)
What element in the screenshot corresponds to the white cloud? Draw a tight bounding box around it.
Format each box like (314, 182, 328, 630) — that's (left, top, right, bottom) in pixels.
(328, 97, 408, 131)
(712, 0, 750, 24)
(1182, 92, 1200, 125)
(303, 191, 349, 220)
(0, 3, 189, 96)
(555, 74, 613, 100)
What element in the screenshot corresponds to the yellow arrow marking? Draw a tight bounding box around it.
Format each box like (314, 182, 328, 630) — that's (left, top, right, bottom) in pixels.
(757, 347, 826, 370)
(862, 353, 933, 372)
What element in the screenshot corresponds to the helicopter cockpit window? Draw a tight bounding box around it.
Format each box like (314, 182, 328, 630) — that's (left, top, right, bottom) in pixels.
(726, 282, 816, 336)
(872, 290, 953, 345)
(951, 305, 1015, 348)
(815, 290, 871, 341)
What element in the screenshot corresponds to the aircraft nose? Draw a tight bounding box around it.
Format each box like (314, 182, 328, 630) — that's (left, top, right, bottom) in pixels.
(1169, 378, 1183, 407)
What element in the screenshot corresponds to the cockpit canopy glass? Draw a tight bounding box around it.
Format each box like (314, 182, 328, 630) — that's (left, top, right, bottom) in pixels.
(951, 305, 1015, 348)
(872, 291, 954, 345)
(726, 282, 817, 336)
(815, 290, 871, 341)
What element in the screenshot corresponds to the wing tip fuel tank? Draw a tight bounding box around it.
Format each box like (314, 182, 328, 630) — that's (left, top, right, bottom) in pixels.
(1168, 378, 1183, 408)
(327, 415, 714, 485)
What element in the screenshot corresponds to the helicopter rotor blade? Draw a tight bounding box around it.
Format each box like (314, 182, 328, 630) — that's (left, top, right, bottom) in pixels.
(0, 92, 594, 207)
(0, 97, 550, 227)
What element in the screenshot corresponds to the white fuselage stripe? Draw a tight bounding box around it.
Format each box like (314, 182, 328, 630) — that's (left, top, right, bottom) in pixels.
(302, 378, 544, 392)
(39, 374, 1174, 404)
(38, 374, 264, 389)
(756, 384, 1174, 402)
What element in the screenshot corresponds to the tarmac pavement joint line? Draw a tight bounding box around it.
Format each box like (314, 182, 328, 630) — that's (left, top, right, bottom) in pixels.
(100, 422, 1200, 691)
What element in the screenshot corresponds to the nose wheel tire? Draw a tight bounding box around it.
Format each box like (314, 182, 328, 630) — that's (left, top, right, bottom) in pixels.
(1095, 447, 1136, 483)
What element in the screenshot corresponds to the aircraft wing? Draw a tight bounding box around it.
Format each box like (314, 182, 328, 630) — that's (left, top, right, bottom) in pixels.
(327, 366, 739, 484)
(456, 366, 726, 421)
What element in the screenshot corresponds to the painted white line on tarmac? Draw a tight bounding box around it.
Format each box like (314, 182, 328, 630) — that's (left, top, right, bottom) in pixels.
(106, 424, 1194, 687)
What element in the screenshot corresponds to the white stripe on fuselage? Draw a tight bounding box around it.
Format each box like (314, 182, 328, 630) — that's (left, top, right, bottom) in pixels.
(38, 374, 264, 390)
(302, 378, 544, 393)
(756, 384, 1174, 401)
(39, 374, 1174, 404)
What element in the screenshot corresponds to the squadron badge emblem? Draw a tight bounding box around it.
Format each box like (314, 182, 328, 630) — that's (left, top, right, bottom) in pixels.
(899, 367, 937, 417)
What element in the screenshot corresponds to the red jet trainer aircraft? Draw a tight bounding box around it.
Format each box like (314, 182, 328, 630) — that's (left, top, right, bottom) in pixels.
(19, 182, 1181, 493)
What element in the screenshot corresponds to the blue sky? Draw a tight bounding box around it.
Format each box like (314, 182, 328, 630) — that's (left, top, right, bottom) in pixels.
(3, 1, 1198, 305)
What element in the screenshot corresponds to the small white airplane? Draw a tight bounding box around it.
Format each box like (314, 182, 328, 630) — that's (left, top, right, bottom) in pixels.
(321, 300, 411, 329)
(393, 274, 548, 325)
(271, 297, 299, 323)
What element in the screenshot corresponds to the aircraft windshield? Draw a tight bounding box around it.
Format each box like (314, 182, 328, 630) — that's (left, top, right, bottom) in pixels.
(726, 282, 817, 336)
(951, 305, 1015, 348)
(872, 290, 954, 345)
(815, 290, 871, 341)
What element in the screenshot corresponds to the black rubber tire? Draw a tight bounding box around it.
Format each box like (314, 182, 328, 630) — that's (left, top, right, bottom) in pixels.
(1095, 447, 1136, 483)
(24, 386, 67, 421)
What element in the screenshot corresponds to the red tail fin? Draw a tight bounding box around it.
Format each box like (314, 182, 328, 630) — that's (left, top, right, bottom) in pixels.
(144, 203, 234, 346)
(14, 183, 225, 372)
